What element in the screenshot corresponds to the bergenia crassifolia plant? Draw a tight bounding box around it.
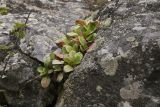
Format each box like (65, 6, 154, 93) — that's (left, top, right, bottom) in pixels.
(37, 19, 100, 88)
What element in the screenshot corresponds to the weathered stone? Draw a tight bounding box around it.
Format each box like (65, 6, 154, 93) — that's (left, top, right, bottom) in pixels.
(84, 0, 110, 10)
(0, 34, 11, 62)
(56, 0, 160, 107)
(0, 0, 91, 106)
(1, 0, 90, 62)
(0, 52, 56, 107)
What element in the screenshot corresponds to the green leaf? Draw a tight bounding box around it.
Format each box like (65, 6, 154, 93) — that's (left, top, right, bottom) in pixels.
(18, 30, 26, 39)
(41, 76, 51, 88)
(52, 60, 64, 65)
(69, 51, 76, 60)
(74, 52, 83, 65)
(48, 69, 54, 74)
(53, 65, 62, 72)
(50, 52, 55, 60)
(72, 43, 79, 51)
(87, 21, 97, 31)
(63, 45, 75, 53)
(63, 65, 74, 73)
(63, 51, 80, 66)
(67, 32, 78, 37)
(43, 56, 51, 67)
(62, 47, 68, 54)
(10, 22, 27, 39)
(83, 20, 99, 38)
(78, 36, 88, 50)
(62, 37, 70, 45)
(79, 45, 85, 52)
(15, 22, 26, 29)
(83, 30, 91, 38)
(86, 33, 96, 42)
(63, 55, 72, 65)
(71, 25, 80, 32)
(56, 73, 64, 82)
(37, 66, 47, 76)
(37, 66, 44, 73)
(0, 44, 13, 50)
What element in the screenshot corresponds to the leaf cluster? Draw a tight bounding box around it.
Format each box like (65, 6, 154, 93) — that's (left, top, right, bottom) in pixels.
(37, 19, 99, 88)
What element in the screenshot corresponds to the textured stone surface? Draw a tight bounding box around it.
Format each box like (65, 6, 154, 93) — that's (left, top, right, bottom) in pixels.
(56, 0, 160, 107)
(0, 52, 55, 107)
(1, 0, 160, 107)
(1, 0, 90, 62)
(84, 0, 109, 10)
(0, 0, 90, 107)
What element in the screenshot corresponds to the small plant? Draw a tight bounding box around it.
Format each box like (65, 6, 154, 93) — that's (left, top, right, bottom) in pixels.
(63, 50, 83, 67)
(0, 21, 3, 25)
(37, 19, 99, 88)
(0, 44, 14, 50)
(9, 11, 31, 40)
(10, 22, 27, 39)
(0, 7, 9, 15)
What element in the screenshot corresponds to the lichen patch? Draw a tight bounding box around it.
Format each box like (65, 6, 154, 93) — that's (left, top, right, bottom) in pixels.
(120, 81, 142, 100)
(100, 58, 118, 76)
(96, 85, 103, 92)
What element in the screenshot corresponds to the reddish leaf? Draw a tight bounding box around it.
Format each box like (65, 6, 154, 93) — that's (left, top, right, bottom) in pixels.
(41, 76, 51, 88)
(75, 19, 86, 26)
(54, 49, 64, 59)
(55, 39, 65, 47)
(87, 42, 96, 52)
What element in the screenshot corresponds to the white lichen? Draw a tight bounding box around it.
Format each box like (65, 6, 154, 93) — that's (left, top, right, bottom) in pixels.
(120, 81, 142, 100)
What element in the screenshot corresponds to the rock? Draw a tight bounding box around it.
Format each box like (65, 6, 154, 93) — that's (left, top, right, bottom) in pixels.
(0, 52, 56, 107)
(0, 27, 55, 107)
(56, 0, 160, 107)
(84, 0, 110, 10)
(1, 0, 90, 62)
(0, 0, 91, 106)
(0, 34, 12, 62)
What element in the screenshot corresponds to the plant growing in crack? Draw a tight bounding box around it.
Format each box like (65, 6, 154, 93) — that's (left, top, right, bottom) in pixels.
(10, 22, 27, 39)
(37, 19, 100, 88)
(10, 11, 32, 40)
(0, 7, 9, 15)
(1, 11, 32, 77)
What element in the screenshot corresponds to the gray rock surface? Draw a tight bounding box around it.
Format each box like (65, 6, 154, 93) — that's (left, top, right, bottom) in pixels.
(0, 0, 90, 107)
(0, 51, 55, 107)
(56, 0, 160, 107)
(1, 0, 90, 62)
(84, 0, 109, 10)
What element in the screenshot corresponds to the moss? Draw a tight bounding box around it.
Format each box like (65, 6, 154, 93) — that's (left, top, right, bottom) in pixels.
(0, 44, 13, 50)
(0, 21, 3, 25)
(10, 22, 27, 39)
(0, 7, 9, 15)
